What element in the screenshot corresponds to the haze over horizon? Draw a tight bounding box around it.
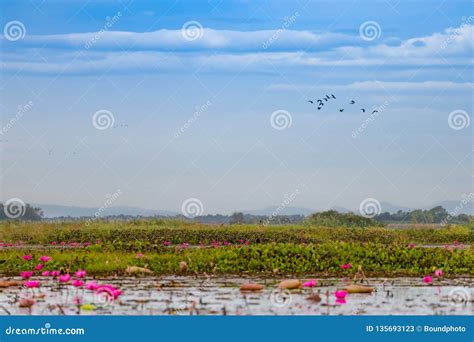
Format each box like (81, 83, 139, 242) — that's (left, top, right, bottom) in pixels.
(1, 0, 472, 216)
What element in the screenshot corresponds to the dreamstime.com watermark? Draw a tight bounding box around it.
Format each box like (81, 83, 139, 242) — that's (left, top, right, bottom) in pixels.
(84, 12, 122, 49)
(181, 198, 204, 218)
(262, 11, 299, 50)
(263, 189, 300, 226)
(441, 16, 474, 50)
(4, 323, 85, 336)
(441, 193, 474, 225)
(174, 100, 212, 139)
(359, 198, 382, 218)
(85, 189, 122, 226)
(352, 99, 391, 139)
(0, 101, 34, 136)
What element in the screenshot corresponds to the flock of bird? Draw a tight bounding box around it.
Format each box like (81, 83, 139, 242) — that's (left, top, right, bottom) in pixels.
(308, 94, 379, 114)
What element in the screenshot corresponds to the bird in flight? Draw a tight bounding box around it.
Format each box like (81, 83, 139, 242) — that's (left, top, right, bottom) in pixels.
(331, 94, 336, 99)
(361, 109, 366, 113)
(372, 110, 379, 114)
(350, 100, 356, 104)
(339, 109, 344, 112)
(308, 100, 314, 104)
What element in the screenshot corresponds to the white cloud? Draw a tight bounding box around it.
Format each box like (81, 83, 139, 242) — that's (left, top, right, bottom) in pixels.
(1, 25, 472, 74)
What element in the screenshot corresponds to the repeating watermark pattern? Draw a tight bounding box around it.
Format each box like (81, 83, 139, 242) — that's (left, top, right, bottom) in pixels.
(262, 11, 300, 50)
(174, 100, 212, 139)
(270, 288, 292, 308)
(3, 198, 26, 219)
(448, 287, 471, 307)
(270, 109, 292, 130)
(92, 109, 115, 130)
(352, 99, 391, 139)
(0, 101, 34, 136)
(441, 16, 474, 50)
(263, 189, 300, 226)
(85, 189, 122, 226)
(359, 21, 382, 41)
(448, 109, 470, 130)
(441, 193, 474, 225)
(181, 21, 204, 41)
(84, 11, 122, 49)
(3, 20, 26, 41)
(359, 198, 382, 218)
(181, 198, 204, 218)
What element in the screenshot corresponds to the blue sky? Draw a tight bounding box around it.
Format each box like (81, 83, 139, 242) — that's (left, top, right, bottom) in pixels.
(0, 0, 472, 214)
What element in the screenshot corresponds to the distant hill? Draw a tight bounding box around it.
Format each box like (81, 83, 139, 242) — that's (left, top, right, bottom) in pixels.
(30, 199, 474, 218)
(242, 206, 314, 216)
(33, 204, 177, 218)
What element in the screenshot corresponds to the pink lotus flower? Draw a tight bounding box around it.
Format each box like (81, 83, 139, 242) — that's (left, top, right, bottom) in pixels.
(75, 270, 86, 278)
(136, 253, 144, 258)
(163, 241, 172, 246)
(72, 280, 84, 287)
(24, 281, 41, 288)
(341, 263, 352, 269)
(50, 241, 57, 245)
(41, 271, 50, 277)
(335, 290, 347, 304)
(20, 271, 34, 279)
(434, 269, 443, 277)
(39, 256, 52, 262)
(97, 284, 122, 299)
(423, 275, 433, 284)
(85, 281, 99, 291)
(22, 255, 33, 261)
(407, 243, 416, 248)
(303, 280, 318, 287)
(34, 264, 44, 271)
(50, 270, 60, 277)
(58, 274, 71, 283)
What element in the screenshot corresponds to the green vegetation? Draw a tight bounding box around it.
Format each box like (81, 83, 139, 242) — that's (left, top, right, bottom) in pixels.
(1, 220, 472, 277)
(0, 220, 472, 248)
(307, 210, 381, 227)
(1, 242, 472, 276)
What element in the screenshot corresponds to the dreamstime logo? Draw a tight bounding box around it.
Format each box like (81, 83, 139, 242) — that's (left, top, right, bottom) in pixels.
(3, 21, 26, 41)
(84, 11, 122, 49)
(441, 16, 473, 50)
(270, 110, 292, 130)
(270, 288, 292, 308)
(359, 21, 382, 41)
(448, 110, 470, 130)
(3, 198, 26, 219)
(174, 100, 212, 139)
(359, 198, 382, 218)
(181, 21, 204, 41)
(85, 189, 122, 226)
(448, 287, 471, 307)
(263, 189, 300, 226)
(441, 193, 474, 225)
(181, 198, 204, 218)
(92, 109, 115, 130)
(262, 11, 299, 49)
(352, 98, 392, 139)
(0, 101, 34, 136)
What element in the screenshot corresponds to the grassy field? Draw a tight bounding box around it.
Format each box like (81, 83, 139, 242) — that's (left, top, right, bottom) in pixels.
(1, 220, 473, 277)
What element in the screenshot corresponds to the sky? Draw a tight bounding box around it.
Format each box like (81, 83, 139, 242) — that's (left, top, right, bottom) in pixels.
(0, 0, 472, 216)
